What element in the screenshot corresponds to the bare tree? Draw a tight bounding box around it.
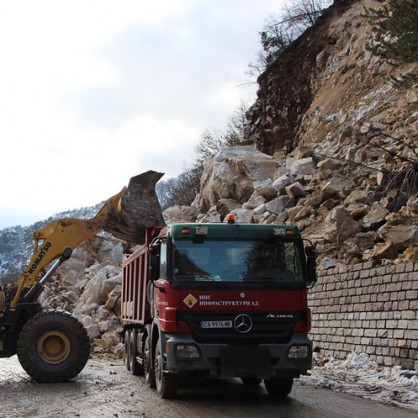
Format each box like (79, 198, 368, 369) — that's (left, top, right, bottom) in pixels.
(284, 0, 333, 29)
(250, 0, 333, 73)
(157, 103, 252, 210)
(194, 102, 250, 165)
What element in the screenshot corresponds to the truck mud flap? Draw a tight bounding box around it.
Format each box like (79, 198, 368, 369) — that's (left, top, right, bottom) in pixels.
(219, 346, 271, 379)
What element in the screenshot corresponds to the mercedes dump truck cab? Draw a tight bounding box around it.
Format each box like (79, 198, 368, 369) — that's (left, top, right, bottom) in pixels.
(122, 220, 317, 398)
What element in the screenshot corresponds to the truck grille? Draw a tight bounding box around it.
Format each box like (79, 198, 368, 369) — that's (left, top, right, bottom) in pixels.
(177, 311, 303, 344)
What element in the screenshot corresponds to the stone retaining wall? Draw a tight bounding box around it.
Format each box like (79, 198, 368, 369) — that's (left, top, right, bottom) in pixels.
(308, 261, 418, 370)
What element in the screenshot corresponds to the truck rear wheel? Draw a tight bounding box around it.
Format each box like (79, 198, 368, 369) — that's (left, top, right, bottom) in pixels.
(124, 330, 131, 371)
(129, 329, 144, 376)
(17, 311, 90, 382)
(264, 377, 293, 397)
(154, 338, 177, 398)
(144, 335, 156, 388)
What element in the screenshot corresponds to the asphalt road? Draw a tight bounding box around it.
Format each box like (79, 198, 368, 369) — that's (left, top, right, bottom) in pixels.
(0, 357, 416, 418)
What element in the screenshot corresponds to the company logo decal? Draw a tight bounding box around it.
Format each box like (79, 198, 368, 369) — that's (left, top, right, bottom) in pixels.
(234, 314, 253, 333)
(266, 313, 295, 319)
(28, 241, 52, 274)
(183, 293, 198, 308)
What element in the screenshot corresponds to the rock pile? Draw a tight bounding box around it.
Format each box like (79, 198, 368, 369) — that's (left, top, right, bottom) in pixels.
(40, 236, 125, 357)
(167, 145, 417, 268)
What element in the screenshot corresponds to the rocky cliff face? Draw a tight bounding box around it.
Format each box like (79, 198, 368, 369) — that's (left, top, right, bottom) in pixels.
(169, 0, 418, 267)
(246, 0, 417, 156)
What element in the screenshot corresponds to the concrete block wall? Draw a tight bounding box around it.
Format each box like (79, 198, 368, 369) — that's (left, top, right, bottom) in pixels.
(308, 261, 418, 370)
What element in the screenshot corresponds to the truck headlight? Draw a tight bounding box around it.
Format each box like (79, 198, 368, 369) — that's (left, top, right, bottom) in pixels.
(175, 344, 200, 359)
(287, 345, 309, 359)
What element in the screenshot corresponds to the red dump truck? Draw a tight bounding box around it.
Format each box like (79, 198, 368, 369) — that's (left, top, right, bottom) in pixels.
(121, 219, 317, 398)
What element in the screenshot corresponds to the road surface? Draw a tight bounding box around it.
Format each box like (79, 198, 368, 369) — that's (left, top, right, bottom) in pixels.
(0, 357, 416, 418)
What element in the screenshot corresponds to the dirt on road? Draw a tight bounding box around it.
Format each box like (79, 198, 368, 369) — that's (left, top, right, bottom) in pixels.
(0, 356, 416, 418)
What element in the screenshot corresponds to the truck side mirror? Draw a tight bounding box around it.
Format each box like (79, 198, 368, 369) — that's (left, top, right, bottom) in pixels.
(305, 246, 317, 286)
(149, 245, 160, 281)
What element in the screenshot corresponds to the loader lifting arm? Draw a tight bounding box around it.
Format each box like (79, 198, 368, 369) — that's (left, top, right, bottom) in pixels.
(9, 170, 165, 309)
(10, 188, 125, 309)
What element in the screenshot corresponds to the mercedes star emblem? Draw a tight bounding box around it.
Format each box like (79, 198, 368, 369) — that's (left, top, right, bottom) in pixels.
(234, 314, 253, 333)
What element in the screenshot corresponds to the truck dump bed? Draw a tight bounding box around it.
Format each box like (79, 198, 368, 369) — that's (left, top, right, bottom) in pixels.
(121, 227, 162, 324)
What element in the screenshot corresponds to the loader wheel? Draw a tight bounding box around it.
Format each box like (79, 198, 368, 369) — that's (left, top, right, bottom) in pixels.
(17, 311, 90, 382)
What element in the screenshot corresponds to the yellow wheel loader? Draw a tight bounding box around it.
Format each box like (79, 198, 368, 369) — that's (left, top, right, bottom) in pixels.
(0, 171, 164, 382)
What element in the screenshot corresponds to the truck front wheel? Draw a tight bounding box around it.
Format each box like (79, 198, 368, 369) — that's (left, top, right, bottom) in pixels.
(241, 378, 261, 386)
(154, 338, 177, 398)
(264, 377, 293, 397)
(144, 335, 156, 388)
(17, 311, 90, 382)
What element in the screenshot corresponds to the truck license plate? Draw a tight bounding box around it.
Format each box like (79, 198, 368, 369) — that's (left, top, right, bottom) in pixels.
(201, 320, 232, 329)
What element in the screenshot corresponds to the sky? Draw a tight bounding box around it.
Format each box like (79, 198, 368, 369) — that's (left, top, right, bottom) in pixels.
(0, 0, 285, 229)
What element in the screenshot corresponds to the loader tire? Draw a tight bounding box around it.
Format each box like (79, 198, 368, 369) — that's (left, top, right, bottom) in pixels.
(17, 311, 90, 382)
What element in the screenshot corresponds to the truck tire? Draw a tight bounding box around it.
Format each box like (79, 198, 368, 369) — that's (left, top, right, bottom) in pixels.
(16, 311, 90, 382)
(129, 328, 144, 376)
(241, 378, 261, 386)
(124, 330, 131, 371)
(144, 335, 156, 388)
(264, 377, 293, 397)
(154, 338, 177, 398)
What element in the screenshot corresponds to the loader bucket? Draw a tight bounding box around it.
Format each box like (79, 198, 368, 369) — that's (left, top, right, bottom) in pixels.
(104, 170, 165, 244)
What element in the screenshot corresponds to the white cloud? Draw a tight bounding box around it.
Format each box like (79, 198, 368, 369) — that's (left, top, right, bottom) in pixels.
(0, 0, 283, 229)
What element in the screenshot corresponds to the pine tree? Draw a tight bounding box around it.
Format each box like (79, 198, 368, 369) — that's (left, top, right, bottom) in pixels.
(364, 0, 418, 85)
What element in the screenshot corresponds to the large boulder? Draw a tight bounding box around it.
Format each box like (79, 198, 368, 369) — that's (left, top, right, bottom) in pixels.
(362, 203, 389, 229)
(265, 196, 295, 215)
(272, 172, 294, 193)
(378, 213, 418, 251)
(323, 206, 362, 243)
(59, 259, 88, 287)
(253, 179, 277, 200)
(290, 157, 315, 176)
(199, 146, 278, 211)
(163, 205, 199, 224)
(321, 176, 353, 200)
(98, 273, 122, 304)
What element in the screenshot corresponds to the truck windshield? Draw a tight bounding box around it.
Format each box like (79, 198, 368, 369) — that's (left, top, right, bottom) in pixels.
(172, 239, 304, 282)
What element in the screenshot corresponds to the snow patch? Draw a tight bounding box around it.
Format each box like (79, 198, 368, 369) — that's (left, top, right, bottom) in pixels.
(301, 352, 418, 411)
